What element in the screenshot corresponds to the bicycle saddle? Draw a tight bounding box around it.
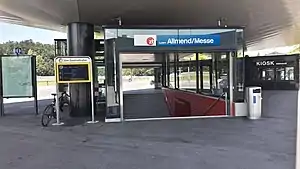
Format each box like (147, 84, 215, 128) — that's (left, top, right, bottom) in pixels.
(51, 93, 57, 96)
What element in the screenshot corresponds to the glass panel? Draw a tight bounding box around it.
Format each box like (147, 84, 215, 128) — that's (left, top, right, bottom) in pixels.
(274, 67, 295, 81)
(285, 67, 294, 80)
(199, 59, 214, 94)
(117, 29, 178, 38)
(97, 66, 106, 100)
(97, 66, 105, 84)
(179, 29, 236, 35)
(209, 53, 228, 96)
(178, 53, 196, 92)
(168, 53, 176, 88)
(112, 28, 242, 44)
(233, 52, 245, 102)
(261, 68, 275, 81)
(198, 63, 203, 91)
(95, 55, 105, 60)
(217, 55, 229, 90)
(105, 39, 120, 119)
(105, 29, 117, 39)
(169, 66, 175, 88)
(2, 56, 33, 97)
(276, 68, 285, 80)
(203, 66, 211, 90)
(55, 40, 68, 56)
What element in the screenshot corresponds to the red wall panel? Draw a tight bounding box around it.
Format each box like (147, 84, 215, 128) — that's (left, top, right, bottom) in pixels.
(162, 88, 228, 117)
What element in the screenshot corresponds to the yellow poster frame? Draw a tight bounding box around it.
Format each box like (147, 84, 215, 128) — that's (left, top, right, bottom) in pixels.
(55, 62, 92, 84)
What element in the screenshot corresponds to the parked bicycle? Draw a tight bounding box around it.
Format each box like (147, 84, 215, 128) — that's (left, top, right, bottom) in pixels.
(41, 91, 70, 127)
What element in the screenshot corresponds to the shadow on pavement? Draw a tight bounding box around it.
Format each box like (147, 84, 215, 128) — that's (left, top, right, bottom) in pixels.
(2, 99, 101, 127)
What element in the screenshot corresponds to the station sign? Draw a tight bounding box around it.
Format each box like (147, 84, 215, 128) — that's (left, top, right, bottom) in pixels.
(134, 34, 220, 47)
(54, 56, 92, 84)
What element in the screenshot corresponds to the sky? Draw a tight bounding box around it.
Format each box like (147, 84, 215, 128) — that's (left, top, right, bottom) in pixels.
(0, 22, 66, 44)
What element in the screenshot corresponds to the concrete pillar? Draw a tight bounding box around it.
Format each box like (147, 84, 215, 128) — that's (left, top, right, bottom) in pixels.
(67, 22, 94, 117)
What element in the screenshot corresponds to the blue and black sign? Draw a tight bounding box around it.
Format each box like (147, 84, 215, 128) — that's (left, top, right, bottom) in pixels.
(13, 48, 22, 55)
(116, 29, 238, 52)
(156, 35, 220, 47)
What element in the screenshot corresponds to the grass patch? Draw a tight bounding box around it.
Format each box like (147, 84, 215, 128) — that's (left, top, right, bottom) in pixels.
(37, 81, 56, 86)
(173, 74, 210, 81)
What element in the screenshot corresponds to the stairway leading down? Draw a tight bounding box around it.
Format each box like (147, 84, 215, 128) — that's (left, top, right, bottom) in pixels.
(123, 89, 169, 119)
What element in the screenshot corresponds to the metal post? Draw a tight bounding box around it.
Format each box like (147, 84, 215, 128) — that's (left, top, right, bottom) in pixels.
(175, 53, 179, 89)
(224, 92, 228, 115)
(32, 56, 38, 115)
(195, 53, 199, 93)
(0, 96, 3, 117)
(0, 56, 3, 117)
(118, 52, 124, 122)
(87, 57, 99, 124)
(229, 52, 234, 116)
(166, 55, 170, 87)
(52, 59, 64, 126)
(87, 80, 98, 124)
(296, 89, 300, 169)
(34, 93, 38, 115)
(52, 83, 64, 125)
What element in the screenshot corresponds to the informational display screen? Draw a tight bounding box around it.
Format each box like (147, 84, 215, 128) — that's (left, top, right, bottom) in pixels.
(2, 56, 33, 97)
(55, 57, 92, 84)
(58, 64, 89, 81)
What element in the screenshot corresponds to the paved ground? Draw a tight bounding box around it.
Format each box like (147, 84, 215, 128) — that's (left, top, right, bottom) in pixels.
(0, 112, 296, 169)
(0, 85, 297, 168)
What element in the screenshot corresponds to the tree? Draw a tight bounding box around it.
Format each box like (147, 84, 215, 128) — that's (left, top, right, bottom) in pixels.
(289, 44, 300, 54)
(122, 68, 154, 76)
(0, 39, 55, 76)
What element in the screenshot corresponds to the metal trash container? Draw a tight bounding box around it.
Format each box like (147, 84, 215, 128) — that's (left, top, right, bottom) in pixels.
(246, 86, 262, 119)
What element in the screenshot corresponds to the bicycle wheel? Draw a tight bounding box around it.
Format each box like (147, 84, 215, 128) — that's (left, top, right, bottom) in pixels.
(41, 105, 54, 127)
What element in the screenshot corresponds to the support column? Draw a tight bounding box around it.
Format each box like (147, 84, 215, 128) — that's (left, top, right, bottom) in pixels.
(67, 22, 94, 117)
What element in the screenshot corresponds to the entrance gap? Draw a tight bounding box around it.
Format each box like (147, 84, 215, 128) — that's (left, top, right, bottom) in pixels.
(120, 53, 169, 119)
(119, 52, 234, 120)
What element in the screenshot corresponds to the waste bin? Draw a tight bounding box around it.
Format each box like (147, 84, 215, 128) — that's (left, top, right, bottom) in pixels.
(246, 86, 262, 119)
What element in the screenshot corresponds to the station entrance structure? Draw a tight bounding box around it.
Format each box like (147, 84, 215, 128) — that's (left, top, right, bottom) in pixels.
(103, 26, 246, 122)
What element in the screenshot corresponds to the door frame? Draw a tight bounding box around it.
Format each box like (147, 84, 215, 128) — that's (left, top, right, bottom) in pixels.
(116, 51, 236, 121)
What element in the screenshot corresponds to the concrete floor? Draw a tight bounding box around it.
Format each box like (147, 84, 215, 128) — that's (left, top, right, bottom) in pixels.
(0, 90, 297, 169)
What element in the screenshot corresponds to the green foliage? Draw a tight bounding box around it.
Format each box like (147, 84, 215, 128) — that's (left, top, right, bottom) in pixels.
(181, 53, 210, 61)
(0, 39, 55, 76)
(289, 44, 300, 54)
(122, 68, 154, 76)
